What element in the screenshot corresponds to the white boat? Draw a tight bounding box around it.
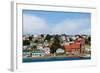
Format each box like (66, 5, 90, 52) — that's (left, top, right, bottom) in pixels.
(80, 54, 91, 58)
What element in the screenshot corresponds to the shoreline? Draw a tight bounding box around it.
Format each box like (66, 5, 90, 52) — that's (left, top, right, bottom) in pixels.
(23, 56, 91, 63)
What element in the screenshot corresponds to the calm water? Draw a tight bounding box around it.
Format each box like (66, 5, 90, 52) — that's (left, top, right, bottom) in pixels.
(23, 57, 91, 63)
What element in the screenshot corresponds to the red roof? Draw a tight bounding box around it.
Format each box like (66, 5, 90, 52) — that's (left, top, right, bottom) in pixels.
(64, 43, 81, 52)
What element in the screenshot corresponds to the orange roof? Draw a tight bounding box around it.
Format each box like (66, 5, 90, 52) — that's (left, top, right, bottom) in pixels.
(64, 43, 81, 52)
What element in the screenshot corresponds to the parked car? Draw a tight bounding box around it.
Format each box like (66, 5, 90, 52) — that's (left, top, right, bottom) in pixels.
(56, 48, 65, 55)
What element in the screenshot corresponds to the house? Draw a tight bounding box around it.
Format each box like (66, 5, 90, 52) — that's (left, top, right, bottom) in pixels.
(61, 35, 66, 41)
(23, 45, 31, 50)
(64, 42, 81, 55)
(43, 40, 49, 47)
(43, 46, 50, 55)
(23, 51, 31, 58)
(37, 44, 43, 50)
(32, 49, 45, 57)
(23, 46, 28, 50)
(64, 35, 86, 55)
(75, 36, 85, 54)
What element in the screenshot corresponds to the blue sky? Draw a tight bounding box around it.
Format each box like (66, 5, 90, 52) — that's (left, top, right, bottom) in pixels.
(23, 10, 91, 35)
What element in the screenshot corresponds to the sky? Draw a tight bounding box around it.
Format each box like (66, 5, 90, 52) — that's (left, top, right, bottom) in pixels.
(23, 10, 91, 35)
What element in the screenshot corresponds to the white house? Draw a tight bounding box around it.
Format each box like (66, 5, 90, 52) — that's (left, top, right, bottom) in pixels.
(43, 46, 50, 55)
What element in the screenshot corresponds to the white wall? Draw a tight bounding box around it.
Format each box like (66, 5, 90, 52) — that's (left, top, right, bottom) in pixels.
(0, 0, 100, 73)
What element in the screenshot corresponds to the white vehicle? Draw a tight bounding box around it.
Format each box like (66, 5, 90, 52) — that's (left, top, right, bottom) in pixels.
(56, 48, 65, 54)
(80, 54, 91, 58)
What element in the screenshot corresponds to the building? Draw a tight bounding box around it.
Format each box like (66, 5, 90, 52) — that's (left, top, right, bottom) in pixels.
(64, 42, 81, 55)
(43, 46, 50, 55)
(32, 49, 45, 57)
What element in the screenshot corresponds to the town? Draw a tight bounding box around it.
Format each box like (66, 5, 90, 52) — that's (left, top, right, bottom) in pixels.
(23, 34, 91, 62)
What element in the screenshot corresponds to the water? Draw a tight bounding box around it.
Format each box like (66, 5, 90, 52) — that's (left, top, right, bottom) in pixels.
(23, 57, 91, 63)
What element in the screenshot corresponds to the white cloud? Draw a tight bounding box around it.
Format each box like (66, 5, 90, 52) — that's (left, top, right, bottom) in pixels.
(78, 28, 91, 35)
(23, 14, 50, 34)
(51, 18, 90, 35)
(23, 14, 91, 35)
(52, 20, 78, 34)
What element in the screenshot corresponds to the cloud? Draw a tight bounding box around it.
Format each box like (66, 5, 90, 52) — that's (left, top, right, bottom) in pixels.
(78, 28, 91, 35)
(51, 18, 91, 35)
(23, 14, 91, 35)
(23, 14, 50, 34)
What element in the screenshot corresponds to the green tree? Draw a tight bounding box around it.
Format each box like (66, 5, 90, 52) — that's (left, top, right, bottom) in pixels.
(45, 34, 52, 42)
(29, 36, 33, 41)
(34, 39, 39, 43)
(50, 35, 61, 54)
(23, 40, 30, 46)
(31, 45, 37, 49)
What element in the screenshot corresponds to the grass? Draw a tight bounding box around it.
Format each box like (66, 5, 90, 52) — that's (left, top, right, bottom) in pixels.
(85, 44, 91, 49)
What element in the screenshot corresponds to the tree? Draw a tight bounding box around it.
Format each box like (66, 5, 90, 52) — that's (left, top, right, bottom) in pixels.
(50, 35, 61, 54)
(87, 36, 91, 45)
(23, 40, 30, 46)
(34, 39, 39, 43)
(45, 34, 52, 42)
(31, 45, 37, 49)
(29, 36, 33, 41)
(41, 34, 44, 38)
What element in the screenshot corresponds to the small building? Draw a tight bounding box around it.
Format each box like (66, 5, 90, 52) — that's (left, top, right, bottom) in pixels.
(23, 46, 28, 50)
(37, 44, 44, 50)
(43, 46, 50, 55)
(23, 45, 31, 50)
(32, 49, 45, 57)
(23, 51, 31, 58)
(64, 42, 81, 55)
